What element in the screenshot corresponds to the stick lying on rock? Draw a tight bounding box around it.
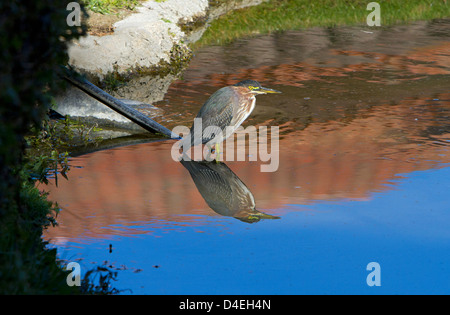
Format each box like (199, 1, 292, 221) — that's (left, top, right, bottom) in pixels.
(58, 66, 179, 139)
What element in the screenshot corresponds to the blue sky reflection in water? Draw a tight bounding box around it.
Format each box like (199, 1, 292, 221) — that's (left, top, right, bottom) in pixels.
(49, 166, 450, 294)
(44, 21, 450, 294)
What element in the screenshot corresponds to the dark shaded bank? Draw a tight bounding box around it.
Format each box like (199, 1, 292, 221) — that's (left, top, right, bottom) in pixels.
(0, 1, 84, 294)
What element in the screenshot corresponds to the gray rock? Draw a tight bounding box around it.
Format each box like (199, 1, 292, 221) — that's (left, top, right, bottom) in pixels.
(68, 0, 209, 79)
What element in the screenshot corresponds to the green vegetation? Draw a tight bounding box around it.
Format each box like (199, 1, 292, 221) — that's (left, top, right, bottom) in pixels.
(81, 0, 141, 14)
(0, 179, 76, 294)
(196, 0, 450, 47)
(24, 115, 103, 185)
(2, 109, 111, 294)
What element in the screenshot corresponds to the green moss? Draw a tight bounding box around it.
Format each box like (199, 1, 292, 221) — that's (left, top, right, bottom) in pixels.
(100, 43, 193, 91)
(178, 13, 209, 34)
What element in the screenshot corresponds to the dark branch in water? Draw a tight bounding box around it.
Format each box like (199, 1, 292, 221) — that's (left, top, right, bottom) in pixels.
(58, 66, 178, 139)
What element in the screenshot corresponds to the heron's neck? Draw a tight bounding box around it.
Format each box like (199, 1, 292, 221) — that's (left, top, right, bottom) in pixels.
(249, 95, 256, 113)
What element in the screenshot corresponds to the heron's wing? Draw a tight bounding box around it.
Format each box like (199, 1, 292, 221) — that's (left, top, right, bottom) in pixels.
(181, 161, 233, 214)
(210, 162, 256, 210)
(192, 87, 236, 141)
(198, 87, 254, 138)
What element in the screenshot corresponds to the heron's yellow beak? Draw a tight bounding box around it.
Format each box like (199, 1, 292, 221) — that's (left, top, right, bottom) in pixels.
(254, 86, 282, 94)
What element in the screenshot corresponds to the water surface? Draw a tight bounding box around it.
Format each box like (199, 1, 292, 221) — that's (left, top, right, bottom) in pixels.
(44, 20, 450, 294)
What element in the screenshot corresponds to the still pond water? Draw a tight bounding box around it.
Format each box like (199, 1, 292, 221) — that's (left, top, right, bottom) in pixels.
(45, 20, 450, 294)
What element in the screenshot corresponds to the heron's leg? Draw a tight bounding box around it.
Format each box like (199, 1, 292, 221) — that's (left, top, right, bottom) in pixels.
(215, 143, 220, 163)
(204, 144, 213, 161)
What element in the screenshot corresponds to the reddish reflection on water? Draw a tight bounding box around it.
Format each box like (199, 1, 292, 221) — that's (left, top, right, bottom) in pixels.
(43, 91, 450, 242)
(43, 20, 450, 243)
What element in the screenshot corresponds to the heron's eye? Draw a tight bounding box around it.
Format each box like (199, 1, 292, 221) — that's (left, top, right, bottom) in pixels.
(248, 85, 258, 90)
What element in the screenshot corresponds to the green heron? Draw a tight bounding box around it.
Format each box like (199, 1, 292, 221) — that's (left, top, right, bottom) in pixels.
(181, 79, 281, 159)
(181, 160, 280, 223)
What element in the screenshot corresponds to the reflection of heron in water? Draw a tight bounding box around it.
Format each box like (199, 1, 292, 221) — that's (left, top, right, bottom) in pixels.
(181, 160, 280, 223)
